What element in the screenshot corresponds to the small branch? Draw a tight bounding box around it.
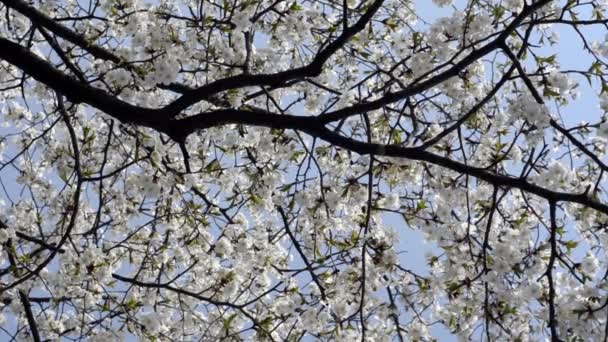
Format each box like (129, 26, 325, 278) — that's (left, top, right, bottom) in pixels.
(19, 290, 41, 342)
(177, 140, 191, 173)
(277, 206, 327, 300)
(547, 201, 561, 342)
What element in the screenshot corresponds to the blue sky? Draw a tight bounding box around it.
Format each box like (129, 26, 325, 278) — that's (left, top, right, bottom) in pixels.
(1, 0, 607, 340)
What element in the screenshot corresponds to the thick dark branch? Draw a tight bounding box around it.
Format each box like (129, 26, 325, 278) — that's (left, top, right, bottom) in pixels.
(1, 0, 122, 64)
(163, 0, 385, 115)
(501, 45, 608, 173)
(0, 0, 382, 128)
(36, 25, 87, 82)
(0, 0, 545, 132)
(550, 120, 608, 173)
(318, 0, 551, 124)
(483, 188, 499, 341)
(168, 107, 608, 215)
(530, 18, 608, 26)
(16, 232, 66, 253)
(113, 272, 285, 322)
(1, 93, 84, 292)
(417, 64, 516, 150)
(56, 90, 608, 216)
(2, 0, 607, 219)
(0, 37, 161, 128)
(2, 0, 383, 119)
(547, 201, 562, 342)
(111, 273, 247, 309)
(0, 39, 605, 217)
(19, 290, 41, 342)
(164, 109, 321, 138)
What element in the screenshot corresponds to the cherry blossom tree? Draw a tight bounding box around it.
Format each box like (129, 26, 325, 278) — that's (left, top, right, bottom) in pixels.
(2, 0, 608, 340)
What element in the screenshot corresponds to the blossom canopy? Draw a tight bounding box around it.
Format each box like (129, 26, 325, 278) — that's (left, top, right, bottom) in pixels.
(1, 0, 608, 341)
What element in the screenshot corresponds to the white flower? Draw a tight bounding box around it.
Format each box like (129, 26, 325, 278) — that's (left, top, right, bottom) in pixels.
(504, 0, 524, 11)
(581, 253, 599, 275)
(232, 6, 254, 32)
(222, 278, 239, 299)
(82, 246, 102, 265)
(592, 34, 608, 58)
(140, 312, 162, 334)
(600, 93, 608, 112)
(139, 175, 161, 197)
(382, 193, 400, 210)
(409, 52, 433, 77)
(300, 309, 318, 329)
(214, 237, 233, 257)
(106, 69, 131, 87)
(546, 70, 576, 96)
(5, 101, 27, 122)
(391, 30, 411, 56)
(432, 0, 453, 7)
(0, 226, 15, 244)
(509, 92, 551, 128)
(150, 150, 162, 166)
(597, 122, 608, 140)
(227, 91, 243, 108)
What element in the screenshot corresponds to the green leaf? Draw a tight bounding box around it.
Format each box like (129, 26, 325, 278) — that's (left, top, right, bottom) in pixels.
(493, 5, 505, 19)
(416, 200, 427, 212)
(125, 298, 141, 311)
(384, 18, 398, 31)
(223, 313, 238, 331)
(250, 193, 264, 205)
(290, 2, 303, 11)
(279, 183, 293, 192)
(535, 54, 557, 66)
(205, 159, 222, 172)
(350, 231, 359, 244)
(564, 240, 578, 250)
(601, 81, 608, 95)
(543, 86, 560, 98)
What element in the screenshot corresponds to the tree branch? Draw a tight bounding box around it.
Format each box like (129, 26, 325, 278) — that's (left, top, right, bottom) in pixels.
(18, 290, 41, 342)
